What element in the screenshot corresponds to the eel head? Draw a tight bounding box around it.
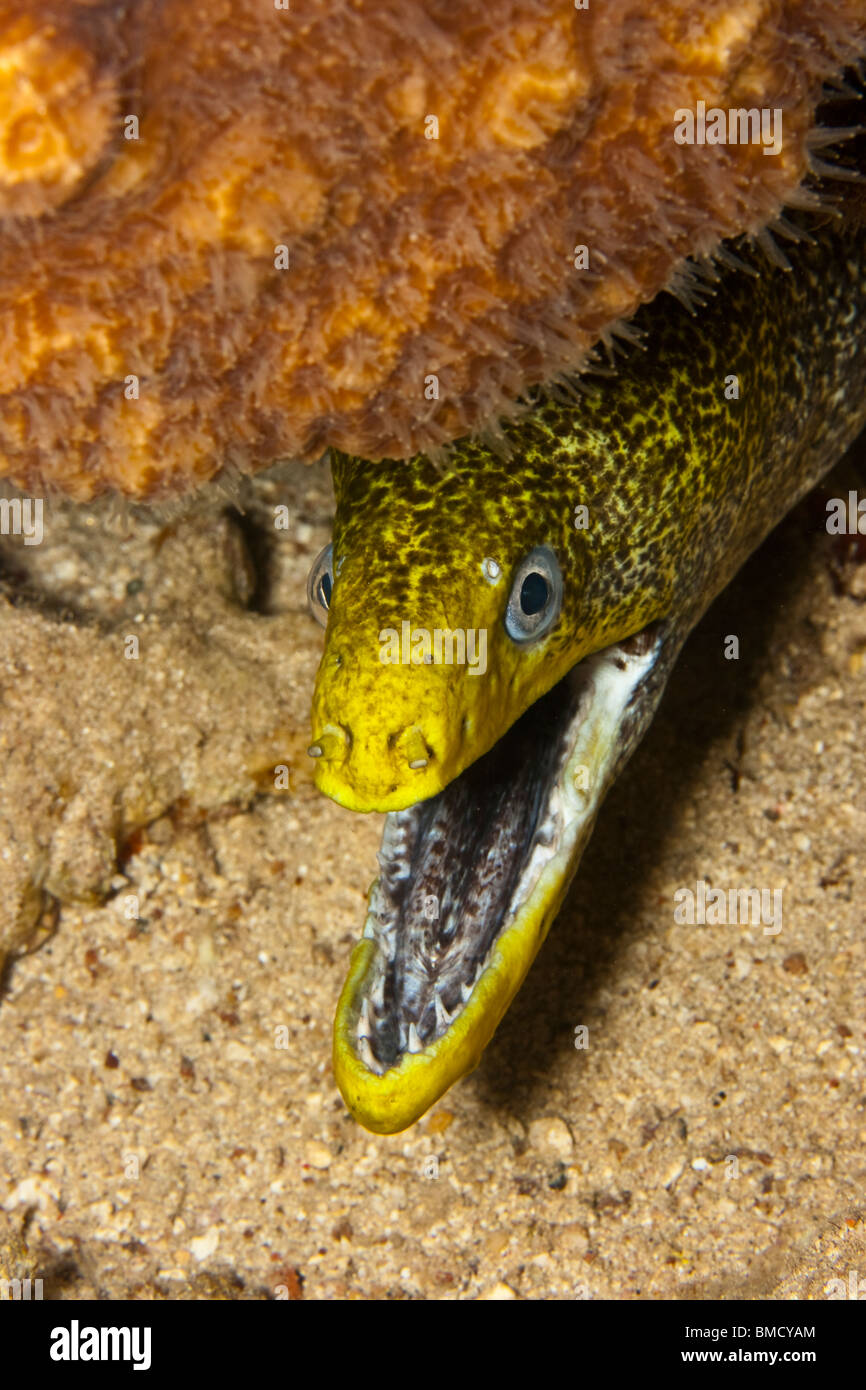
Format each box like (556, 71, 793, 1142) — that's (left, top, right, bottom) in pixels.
(308, 445, 679, 1132)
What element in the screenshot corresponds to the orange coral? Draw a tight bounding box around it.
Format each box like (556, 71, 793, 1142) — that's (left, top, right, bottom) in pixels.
(0, 0, 864, 499)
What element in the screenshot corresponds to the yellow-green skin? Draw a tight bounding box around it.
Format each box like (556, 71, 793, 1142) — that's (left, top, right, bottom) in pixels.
(311, 196, 866, 1130)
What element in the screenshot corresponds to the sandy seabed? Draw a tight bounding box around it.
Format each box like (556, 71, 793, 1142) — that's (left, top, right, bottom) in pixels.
(0, 450, 864, 1301)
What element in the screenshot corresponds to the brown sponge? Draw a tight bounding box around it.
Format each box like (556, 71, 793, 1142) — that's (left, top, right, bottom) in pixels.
(0, 0, 864, 498)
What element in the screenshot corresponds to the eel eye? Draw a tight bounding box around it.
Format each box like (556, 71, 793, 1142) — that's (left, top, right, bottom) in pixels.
(504, 545, 563, 644)
(307, 543, 334, 627)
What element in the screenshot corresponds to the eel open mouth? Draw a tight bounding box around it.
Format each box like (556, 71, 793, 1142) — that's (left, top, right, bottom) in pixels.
(333, 622, 674, 1133)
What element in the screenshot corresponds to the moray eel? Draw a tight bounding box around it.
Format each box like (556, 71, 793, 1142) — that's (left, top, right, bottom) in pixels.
(307, 152, 866, 1134)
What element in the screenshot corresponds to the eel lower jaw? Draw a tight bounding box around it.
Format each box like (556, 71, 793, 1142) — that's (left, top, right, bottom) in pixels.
(333, 620, 678, 1134)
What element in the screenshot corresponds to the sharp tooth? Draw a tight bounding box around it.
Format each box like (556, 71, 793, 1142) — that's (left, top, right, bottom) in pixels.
(461, 980, 474, 1004)
(433, 991, 452, 1028)
(363, 918, 376, 940)
(358, 1035, 377, 1070)
(358, 998, 370, 1039)
(370, 973, 385, 1011)
(407, 1022, 423, 1054)
(381, 928, 397, 963)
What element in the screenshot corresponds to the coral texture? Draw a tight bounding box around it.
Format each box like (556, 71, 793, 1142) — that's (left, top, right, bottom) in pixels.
(0, 0, 864, 498)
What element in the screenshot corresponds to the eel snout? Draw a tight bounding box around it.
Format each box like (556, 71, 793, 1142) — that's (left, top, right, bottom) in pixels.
(308, 541, 582, 814)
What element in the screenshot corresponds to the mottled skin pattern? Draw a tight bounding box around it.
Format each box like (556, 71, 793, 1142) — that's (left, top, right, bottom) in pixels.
(311, 193, 866, 815)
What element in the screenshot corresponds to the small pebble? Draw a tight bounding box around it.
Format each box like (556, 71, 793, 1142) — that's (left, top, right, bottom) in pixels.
(188, 1227, 219, 1262)
(528, 1116, 574, 1160)
(783, 953, 808, 976)
(305, 1141, 332, 1170)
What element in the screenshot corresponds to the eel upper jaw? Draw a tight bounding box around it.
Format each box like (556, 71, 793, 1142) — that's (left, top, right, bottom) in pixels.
(333, 620, 681, 1134)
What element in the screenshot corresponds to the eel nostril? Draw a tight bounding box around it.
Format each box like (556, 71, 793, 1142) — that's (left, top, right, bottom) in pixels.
(307, 724, 351, 760)
(398, 727, 435, 771)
